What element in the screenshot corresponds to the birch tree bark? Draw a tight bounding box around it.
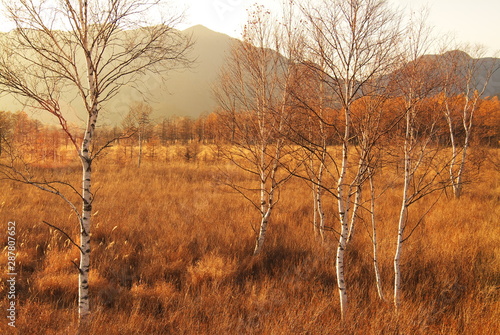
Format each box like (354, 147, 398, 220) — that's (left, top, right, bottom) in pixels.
(214, 5, 299, 256)
(0, 0, 191, 325)
(368, 170, 384, 300)
(350, 93, 400, 301)
(440, 48, 498, 198)
(313, 147, 327, 242)
(390, 11, 447, 311)
(301, 0, 401, 319)
(393, 101, 413, 311)
(298, 73, 330, 242)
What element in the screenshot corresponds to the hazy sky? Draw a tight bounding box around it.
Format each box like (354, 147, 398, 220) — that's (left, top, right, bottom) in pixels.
(0, 0, 498, 55)
(175, 0, 500, 56)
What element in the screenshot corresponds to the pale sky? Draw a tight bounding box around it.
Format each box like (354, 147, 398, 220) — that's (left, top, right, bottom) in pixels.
(175, 0, 500, 56)
(1, 0, 499, 56)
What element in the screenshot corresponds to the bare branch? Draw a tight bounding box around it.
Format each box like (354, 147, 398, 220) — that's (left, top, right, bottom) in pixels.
(43, 220, 83, 253)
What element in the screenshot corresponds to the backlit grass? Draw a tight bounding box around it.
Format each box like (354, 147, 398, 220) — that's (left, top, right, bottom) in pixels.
(0, 146, 498, 334)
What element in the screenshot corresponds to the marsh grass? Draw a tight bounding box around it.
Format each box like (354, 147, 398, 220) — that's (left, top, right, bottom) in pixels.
(0, 147, 499, 334)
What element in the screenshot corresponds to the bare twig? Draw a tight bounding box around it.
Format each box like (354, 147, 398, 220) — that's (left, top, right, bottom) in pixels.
(43, 220, 82, 253)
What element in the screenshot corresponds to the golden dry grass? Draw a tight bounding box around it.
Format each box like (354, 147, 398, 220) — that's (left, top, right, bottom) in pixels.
(0, 146, 499, 334)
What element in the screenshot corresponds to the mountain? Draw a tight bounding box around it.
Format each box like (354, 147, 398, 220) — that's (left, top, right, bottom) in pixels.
(0, 25, 499, 127)
(140, 25, 238, 120)
(0, 25, 238, 126)
(426, 50, 500, 97)
(473, 57, 500, 97)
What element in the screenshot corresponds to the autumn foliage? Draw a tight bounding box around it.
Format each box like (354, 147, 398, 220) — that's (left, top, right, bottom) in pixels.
(1, 92, 498, 164)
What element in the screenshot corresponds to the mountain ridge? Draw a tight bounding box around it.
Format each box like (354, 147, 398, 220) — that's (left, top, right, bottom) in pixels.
(0, 25, 499, 126)
(0, 25, 238, 126)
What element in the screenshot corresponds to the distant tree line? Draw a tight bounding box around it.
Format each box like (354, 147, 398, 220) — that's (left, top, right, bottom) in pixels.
(1, 93, 499, 161)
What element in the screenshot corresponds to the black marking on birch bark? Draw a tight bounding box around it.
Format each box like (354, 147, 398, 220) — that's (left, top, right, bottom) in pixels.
(81, 296, 89, 300)
(82, 280, 88, 284)
(83, 203, 92, 212)
(85, 249, 90, 253)
(82, 285, 89, 290)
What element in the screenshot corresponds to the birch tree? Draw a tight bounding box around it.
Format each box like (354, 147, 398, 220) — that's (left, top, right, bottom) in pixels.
(0, 0, 191, 325)
(391, 13, 448, 311)
(440, 47, 499, 198)
(286, 60, 333, 242)
(300, 0, 401, 319)
(351, 93, 404, 301)
(304, 78, 329, 243)
(214, 5, 298, 255)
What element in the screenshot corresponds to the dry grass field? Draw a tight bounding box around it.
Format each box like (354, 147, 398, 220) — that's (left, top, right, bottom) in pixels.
(0, 145, 499, 334)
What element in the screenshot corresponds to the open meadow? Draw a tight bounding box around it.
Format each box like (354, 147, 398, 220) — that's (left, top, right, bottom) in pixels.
(0, 145, 499, 334)
(1, 0, 500, 333)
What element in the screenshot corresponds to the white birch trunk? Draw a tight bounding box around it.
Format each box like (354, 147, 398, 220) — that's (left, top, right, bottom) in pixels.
(336, 106, 350, 320)
(444, 107, 459, 196)
(336, 183, 349, 320)
(454, 135, 469, 198)
(253, 166, 278, 255)
(444, 98, 466, 199)
(369, 173, 384, 301)
(394, 189, 407, 311)
(316, 177, 326, 242)
(254, 171, 267, 255)
(253, 142, 280, 255)
(347, 182, 362, 244)
(78, 109, 96, 322)
(312, 154, 326, 242)
(254, 206, 272, 255)
(309, 147, 319, 237)
(446, 105, 472, 199)
(454, 101, 474, 198)
(308, 132, 327, 242)
(348, 147, 372, 244)
(316, 81, 326, 243)
(79, 153, 92, 322)
(394, 110, 411, 312)
(312, 183, 319, 236)
(79, 9, 96, 321)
